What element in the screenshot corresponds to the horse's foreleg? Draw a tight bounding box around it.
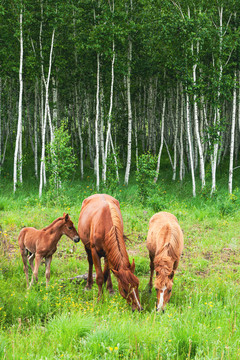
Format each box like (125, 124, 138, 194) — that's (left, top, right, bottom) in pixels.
(103, 259, 114, 295)
(30, 254, 42, 287)
(91, 247, 104, 300)
(20, 248, 29, 288)
(149, 254, 154, 293)
(45, 256, 52, 287)
(85, 246, 93, 290)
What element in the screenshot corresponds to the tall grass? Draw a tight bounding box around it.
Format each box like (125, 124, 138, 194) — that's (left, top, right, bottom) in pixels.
(0, 172, 240, 359)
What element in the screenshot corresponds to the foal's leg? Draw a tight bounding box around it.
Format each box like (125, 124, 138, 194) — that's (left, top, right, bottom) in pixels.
(30, 253, 42, 287)
(91, 247, 104, 300)
(148, 254, 154, 293)
(45, 256, 52, 287)
(20, 248, 29, 288)
(28, 253, 35, 272)
(103, 258, 114, 294)
(85, 246, 94, 290)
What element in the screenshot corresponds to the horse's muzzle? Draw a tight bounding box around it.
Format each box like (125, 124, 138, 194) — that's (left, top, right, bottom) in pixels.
(73, 236, 80, 243)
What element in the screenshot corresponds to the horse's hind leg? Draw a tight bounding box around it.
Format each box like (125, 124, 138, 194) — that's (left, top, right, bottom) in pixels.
(45, 256, 52, 287)
(30, 253, 42, 287)
(148, 254, 154, 293)
(85, 246, 94, 290)
(20, 248, 29, 288)
(103, 258, 114, 295)
(91, 247, 104, 300)
(28, 253, 35, 272)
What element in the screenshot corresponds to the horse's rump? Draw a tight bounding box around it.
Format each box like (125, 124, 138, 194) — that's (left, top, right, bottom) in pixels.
(147, 212, 183, 259)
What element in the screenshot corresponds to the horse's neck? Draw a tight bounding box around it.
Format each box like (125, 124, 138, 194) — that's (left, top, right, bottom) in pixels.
(44, 221, 64, 243)
(156, 244, 168, 258)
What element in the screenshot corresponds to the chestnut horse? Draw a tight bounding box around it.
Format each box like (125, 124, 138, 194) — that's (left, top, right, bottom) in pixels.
(78, 194, 142, 312)
(18, 213, 80, 288)
(146, 212, 184, 312)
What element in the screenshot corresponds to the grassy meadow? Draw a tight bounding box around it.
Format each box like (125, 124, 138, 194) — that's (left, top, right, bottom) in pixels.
(0, 169, 240, 359)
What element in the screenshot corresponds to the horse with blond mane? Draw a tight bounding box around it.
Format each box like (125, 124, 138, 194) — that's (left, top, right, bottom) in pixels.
(78, 194, 142, 312)
(18, 213, 80, 288)
(146, 211, 184, 312)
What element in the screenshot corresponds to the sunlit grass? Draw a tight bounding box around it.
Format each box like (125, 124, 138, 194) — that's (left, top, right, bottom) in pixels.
(0, 173, 240, 359)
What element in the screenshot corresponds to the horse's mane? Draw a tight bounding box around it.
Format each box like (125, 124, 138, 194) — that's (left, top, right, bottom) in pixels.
(154, 223, 181, 289)
(117, 267, 139, 287)
(104, 202, 129, 270)
(43, 217, 63, 231)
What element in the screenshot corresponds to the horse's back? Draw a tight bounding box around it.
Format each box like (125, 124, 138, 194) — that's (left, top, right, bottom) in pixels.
(78, 194, 121, 248)
(147, 212, 183, 256)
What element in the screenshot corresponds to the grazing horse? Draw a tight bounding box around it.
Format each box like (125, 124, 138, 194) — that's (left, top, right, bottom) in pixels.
(146, 212, 184, 312)
(18, 213, 80, 288)
(78, 194, 142, 312)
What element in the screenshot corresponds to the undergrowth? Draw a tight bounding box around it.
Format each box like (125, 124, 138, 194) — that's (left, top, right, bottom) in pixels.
(0, 168, 240, 359)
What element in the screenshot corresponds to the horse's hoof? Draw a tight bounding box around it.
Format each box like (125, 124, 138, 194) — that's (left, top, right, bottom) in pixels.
(108, 290, 115, 295)
(84, 286, 92, 291)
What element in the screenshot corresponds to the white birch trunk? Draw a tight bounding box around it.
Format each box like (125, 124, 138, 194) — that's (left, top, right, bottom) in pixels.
(103, 40, 115, 184)
(13, 8, 23, 192)
(134, 104, 139, 172)
(172, 85, 179, 180)
(110, 132, 119, 182)
(180, 88, 184, 181)
(39, 19, 55, 197)
(193, 60, 205, 188)
(211, 6, 224, 195)
(75, 85, 84, 179)
(95, 53, 100, 191)
(154, 94, 166, 183)
(34, 80, 38, 179)
(100, 84, 105, 180)
(124, 38, 132, 185)
(186, 91, 196, 197)
(228, 70, 237, 194)
(52, 77, 58, 127)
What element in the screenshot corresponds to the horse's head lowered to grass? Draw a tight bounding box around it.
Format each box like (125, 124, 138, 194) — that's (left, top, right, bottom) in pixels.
(154, 256, 175, 312)
(112, 259, 143, 312)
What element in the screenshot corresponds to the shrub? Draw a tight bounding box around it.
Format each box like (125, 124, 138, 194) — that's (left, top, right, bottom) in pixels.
(136, 153, 157, 204)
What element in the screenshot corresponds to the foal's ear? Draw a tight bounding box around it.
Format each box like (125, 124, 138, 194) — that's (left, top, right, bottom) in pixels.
(130, 259, 135, 273)
(64, 213, 69, 222)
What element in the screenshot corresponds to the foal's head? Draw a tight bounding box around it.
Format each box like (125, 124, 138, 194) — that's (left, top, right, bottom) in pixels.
(61, 213, 80, 243)
(112, 259, 143, 312)
(154, 268, 174, 313)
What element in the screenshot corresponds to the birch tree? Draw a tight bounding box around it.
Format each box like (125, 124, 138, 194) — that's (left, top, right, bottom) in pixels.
(228, 70, 237, 194)
(13, 5, 23, 192)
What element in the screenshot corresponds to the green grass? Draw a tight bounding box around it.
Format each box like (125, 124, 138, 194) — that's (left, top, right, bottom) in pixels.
(0, 173, 240, 359)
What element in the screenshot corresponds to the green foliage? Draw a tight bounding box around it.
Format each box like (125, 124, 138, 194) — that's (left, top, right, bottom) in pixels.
(136, 153, 157, 205)
(46, 121, 76, 201)
(105, 150, 122, 194)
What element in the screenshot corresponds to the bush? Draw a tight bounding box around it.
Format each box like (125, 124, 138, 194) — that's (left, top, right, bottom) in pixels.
(136, 153, 157, 204)
(46, 120, 76, 200)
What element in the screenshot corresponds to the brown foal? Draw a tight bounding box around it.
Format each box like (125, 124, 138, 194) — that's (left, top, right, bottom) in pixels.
(18, 213, 80, 288)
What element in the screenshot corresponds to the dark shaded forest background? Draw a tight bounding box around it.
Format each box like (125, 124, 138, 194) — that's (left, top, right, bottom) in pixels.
(1, 0, 240, 196)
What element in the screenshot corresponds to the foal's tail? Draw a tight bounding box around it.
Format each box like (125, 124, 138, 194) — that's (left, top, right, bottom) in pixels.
(18, 228, 27, 254)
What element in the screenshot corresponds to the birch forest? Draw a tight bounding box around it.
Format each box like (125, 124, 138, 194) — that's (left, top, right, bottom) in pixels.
(1, 0, 240, 197)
